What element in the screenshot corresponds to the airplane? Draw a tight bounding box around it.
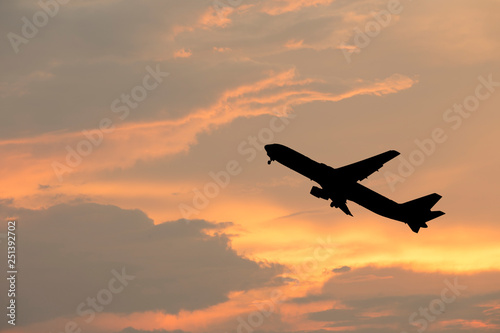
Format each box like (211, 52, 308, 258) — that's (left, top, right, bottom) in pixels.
(264, 143, 444, 233)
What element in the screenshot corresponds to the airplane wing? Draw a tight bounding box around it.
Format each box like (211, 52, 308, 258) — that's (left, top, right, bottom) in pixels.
(335, 150, 400, 182)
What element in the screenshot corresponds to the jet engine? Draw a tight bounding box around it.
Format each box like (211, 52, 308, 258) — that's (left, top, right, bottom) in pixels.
(310, 186, 329, 200)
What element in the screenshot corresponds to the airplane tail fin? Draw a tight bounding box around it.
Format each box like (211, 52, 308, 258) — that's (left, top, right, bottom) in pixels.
(402, 193, 445, 233)
(403, 193, 442, 210)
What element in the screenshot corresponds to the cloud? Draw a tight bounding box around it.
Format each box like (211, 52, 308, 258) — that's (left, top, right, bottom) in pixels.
(260, 0, 335, 16)
(332, 266, 351, 273)
(284, 39, 305, 49)
(0, 202, 283, 327)
(213, 46, 231, 53)
(173, 49, 192, 58)
(289, 266, 500, 332)
(117, 329, 188, 333)
(0, 69, 416, 204)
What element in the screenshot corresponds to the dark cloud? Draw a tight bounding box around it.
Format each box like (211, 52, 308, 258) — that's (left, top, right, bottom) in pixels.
(296, 266, 500, 332)
(0, 202, 283, 327)
(117, 328, 189, 333)
(332, 265, 351, 273)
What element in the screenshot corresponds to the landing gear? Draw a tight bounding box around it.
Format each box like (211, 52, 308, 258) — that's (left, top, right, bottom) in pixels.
(268, 159, 272, 165)
(330, 201, 336, 208)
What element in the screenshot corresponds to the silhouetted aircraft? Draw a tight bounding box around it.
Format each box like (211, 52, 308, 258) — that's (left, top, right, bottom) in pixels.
(265, 144, 444, 233)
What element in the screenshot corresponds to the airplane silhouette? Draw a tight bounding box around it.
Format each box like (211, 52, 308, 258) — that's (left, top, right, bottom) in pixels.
(265, 144, 444, 233)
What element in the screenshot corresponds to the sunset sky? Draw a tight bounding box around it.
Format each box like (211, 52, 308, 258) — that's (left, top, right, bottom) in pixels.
(1, 0, 500, 332)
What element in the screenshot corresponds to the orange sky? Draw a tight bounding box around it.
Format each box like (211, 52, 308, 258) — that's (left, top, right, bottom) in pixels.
(1, 0, 500, 332)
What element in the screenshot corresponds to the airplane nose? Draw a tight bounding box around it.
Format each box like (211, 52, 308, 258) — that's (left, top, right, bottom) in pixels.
(264, 144, 278, 152)
(265, 144, 275, 165)
(264, 144, 278, 156)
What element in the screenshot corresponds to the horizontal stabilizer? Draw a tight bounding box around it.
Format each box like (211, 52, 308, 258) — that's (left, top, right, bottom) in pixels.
(408, 222, 422, 233)
(423, 210, 445, 223)
(407, 211, 445, 233)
